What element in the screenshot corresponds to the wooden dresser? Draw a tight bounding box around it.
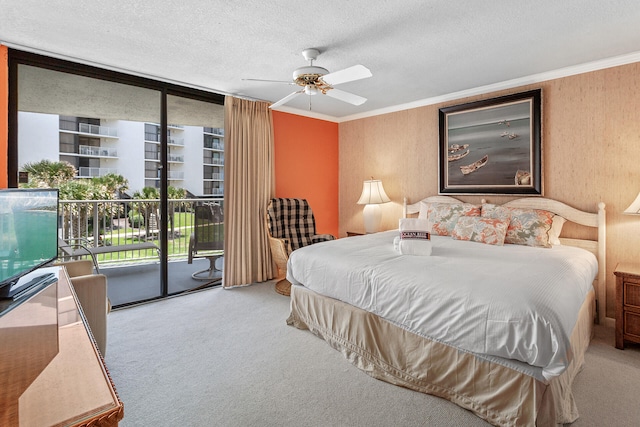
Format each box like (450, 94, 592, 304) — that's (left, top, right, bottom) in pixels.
(614, 263, 640, 349)
(0, 266, 123, 426)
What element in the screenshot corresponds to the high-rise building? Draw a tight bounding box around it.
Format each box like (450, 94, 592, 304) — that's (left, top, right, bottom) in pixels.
(18, 113, 224, 197)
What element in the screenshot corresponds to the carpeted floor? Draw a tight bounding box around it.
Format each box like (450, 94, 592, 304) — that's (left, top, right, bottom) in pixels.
(106, 281, 640, 427)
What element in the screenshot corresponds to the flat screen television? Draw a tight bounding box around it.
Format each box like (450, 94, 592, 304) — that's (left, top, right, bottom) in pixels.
(0, 188, 59, 298)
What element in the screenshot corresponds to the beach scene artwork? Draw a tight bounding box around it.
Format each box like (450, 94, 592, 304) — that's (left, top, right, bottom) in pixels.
(444, 99, 534, 188)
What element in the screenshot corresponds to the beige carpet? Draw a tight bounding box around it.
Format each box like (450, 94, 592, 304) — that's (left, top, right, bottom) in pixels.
(106, 281, 640, 427)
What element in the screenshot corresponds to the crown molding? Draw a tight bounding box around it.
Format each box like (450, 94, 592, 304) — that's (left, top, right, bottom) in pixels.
(336, 51, 640, 123)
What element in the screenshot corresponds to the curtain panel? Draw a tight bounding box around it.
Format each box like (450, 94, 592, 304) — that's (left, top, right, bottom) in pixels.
(222, 96, 275, 287)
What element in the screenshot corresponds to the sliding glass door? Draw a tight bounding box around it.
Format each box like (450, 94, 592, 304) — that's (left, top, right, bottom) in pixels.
(9, 50, 224, 306)
(166, 95, 225, 294)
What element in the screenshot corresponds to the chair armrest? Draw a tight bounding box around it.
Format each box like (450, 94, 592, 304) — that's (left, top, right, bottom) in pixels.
(268, 236, 290, 275)
(54, 259, 95, 277)
(312, 234, 336, 243)
(70, 274, 109, 356)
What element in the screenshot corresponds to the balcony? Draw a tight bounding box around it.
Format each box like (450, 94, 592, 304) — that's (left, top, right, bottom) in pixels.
(203, 127, 224, 136)
(78, 123, 118, 137)
(79, 145, 118, 157)
(204, 173, 224, 180)
(59, 198, 224, 307)
(204, 158, 224, 166)
(78, 167, 118, 177)
(167, 171, 184, 180)
(168, 154, 184, 163)
(204, 142, 224, 151)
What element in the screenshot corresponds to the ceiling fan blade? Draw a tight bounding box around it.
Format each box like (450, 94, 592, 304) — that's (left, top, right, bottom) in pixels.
(269, 91, 303, 109)
(320, 65, 372, 86)
(243, 78, 295, 85)
(325, 88, 367, 106)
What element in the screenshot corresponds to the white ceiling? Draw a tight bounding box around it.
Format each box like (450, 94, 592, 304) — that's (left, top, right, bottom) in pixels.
(2, 0, 640, 122)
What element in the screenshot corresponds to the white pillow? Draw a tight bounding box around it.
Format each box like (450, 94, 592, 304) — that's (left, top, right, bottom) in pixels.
(418, 201, 432, 220)
(549, 215, 566, 246)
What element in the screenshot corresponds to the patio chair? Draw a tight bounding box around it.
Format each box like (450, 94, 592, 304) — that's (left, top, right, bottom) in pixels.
(188, 204, 224, 281)
(58, 237, 160, 274)
(266, 198, 335, 296)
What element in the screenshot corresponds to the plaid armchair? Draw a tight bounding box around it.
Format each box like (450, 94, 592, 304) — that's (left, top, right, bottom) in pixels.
(266, 198, 335, 295)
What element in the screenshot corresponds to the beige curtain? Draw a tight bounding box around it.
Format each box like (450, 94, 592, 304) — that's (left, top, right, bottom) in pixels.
(222, 96, 275, 288)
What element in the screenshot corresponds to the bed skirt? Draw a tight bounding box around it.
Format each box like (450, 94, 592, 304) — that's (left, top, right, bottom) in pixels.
(287, 285, 594, 427)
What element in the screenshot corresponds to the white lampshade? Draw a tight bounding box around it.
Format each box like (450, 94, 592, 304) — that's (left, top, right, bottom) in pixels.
(624, 192, 640, 214)
(357, 180, 391, 205)
(357, 179, 390, 233)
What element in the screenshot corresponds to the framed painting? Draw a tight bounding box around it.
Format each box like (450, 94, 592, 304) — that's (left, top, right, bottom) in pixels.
(438, 89, 542, 195)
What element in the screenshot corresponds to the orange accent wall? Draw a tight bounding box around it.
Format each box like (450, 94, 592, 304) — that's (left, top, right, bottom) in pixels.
(272, 111, 339, 237)
(0, 45, 8, 188)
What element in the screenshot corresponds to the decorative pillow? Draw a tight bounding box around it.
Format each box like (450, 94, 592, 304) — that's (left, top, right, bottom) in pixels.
(427, 202, 481, 236)
(549, 215, 566, 245)
(482, 203, 553, 248)
(451, 216, 509, 246)
(418, 201, 432, 220)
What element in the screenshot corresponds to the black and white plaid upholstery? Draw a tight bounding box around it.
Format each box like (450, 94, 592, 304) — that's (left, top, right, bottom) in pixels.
(267, 198, 335, 254)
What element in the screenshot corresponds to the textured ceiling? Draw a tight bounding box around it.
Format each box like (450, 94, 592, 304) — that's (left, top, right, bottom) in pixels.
(2, 0, 640, 121)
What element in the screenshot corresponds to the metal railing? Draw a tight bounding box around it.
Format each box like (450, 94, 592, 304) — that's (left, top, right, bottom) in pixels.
(78, 167, 118, 177)
(78, 123, 118, 137)
(59, 198, 223, 267)
(79, 145, 118, 157)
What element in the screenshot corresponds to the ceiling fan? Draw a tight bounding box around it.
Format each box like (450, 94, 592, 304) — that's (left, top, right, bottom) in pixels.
(244, 48, 372, 109)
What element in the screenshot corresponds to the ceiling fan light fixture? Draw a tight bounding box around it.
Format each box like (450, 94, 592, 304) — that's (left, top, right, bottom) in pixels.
(304, 85, 319, 96)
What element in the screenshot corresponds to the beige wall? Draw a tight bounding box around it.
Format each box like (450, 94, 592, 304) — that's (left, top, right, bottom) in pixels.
(339, 61, 640, 319)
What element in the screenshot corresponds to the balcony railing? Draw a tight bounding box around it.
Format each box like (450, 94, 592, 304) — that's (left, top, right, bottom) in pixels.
(78, 167, 118, 177)
(59, 198, 223, 267)
(205, 158, 224, 166)
(168, 154, 184, 162)
(204, 143, 224, 151)
(79, 145, 118, 157)
(168, 138, 184, 146)
(78, 123, 118, 137)
(167, 171, 184, 179)
(203, 127, 224, 136)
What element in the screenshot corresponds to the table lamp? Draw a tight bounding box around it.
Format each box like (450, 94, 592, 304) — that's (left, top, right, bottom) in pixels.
(624, 192, 640, 214)
(357, 179, 390, 233)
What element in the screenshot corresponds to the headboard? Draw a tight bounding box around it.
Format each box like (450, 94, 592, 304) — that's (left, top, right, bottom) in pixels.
(403, 195, 606, 324)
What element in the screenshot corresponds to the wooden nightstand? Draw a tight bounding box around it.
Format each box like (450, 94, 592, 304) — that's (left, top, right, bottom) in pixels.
(614, 263, 640, 349)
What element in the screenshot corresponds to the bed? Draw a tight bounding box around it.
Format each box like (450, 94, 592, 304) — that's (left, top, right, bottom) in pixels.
(286, 196, 605, 427)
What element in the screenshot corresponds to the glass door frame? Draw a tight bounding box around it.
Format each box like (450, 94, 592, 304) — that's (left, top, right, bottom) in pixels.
(7, 49, 225, 303)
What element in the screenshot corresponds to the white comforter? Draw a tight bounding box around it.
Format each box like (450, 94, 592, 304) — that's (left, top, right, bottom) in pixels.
(286, 231, 598, 381)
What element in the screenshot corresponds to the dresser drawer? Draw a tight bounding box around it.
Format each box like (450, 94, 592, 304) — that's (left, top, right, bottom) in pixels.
(624, 281, 640, 308)
(624, 311, 640, 339)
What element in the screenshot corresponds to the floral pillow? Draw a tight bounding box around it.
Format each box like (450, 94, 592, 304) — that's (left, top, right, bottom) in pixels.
(481, 203, 554, 248)
(451, 216, 509, 246)
(426, 202, 481, 236)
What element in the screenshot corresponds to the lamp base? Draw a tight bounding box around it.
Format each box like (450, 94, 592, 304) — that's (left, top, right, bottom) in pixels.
(363, 204, 382, 233)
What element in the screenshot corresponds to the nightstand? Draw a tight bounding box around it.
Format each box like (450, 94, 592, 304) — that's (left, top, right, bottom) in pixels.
(614, 263, 640, 349)
(346, 231, 365, 237)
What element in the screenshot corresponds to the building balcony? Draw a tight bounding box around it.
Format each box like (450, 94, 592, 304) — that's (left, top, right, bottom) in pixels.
(168, 154, 184, 163)
(204, 143, 224, 151)
(203, 127, 224, 136)
(204, 173, 224, 180)
(79, 145, 118, 157)
(167, 171, 184, 180)
(204, 159, 224, 166)
(144, 137, 185, 146)
(78, 167, 118, 177)
(75, 123, 118, 137)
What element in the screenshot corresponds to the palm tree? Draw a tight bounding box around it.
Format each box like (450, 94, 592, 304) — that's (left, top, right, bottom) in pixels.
(20, 160, 129, 241)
